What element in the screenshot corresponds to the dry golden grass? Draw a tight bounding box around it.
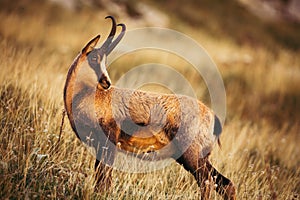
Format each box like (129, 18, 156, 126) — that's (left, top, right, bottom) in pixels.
(0, 0, 299, 199)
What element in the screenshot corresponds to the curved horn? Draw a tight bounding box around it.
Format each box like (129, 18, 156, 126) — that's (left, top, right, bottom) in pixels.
(101, 16, 117, 52)
(106, 23, 126, 55)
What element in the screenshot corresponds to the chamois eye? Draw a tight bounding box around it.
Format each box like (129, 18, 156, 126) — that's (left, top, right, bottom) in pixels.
(89, 54, 97, 63)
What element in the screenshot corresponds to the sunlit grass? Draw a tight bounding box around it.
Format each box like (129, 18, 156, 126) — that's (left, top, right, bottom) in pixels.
(0, 1, 299, 199)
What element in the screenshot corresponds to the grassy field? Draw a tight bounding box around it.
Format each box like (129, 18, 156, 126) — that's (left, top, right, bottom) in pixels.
(0, 0, 299, 199)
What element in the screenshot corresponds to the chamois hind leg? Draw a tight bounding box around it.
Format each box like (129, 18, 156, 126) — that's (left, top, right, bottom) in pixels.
(176, 154, 212, 200)
(205, 160, 236, 200)
(176, 152, 236, 200)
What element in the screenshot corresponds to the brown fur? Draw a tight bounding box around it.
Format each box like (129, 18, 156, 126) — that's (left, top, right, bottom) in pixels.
(63, 17, 236, 199)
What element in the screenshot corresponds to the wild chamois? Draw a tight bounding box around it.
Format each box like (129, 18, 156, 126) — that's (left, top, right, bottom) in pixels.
(63, 16, 236, 199)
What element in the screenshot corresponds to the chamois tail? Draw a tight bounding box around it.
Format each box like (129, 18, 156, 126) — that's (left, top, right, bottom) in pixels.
(213, 115, 222, 148)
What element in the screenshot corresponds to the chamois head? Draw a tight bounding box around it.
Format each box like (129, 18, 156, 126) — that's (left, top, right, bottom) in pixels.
(81, 16, 126, 90)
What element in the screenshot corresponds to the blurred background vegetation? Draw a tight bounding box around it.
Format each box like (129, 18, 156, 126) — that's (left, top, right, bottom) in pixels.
(0, 0, 299, 199)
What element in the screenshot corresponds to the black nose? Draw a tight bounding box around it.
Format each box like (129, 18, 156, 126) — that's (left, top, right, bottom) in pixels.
(99, 76, 111, 89)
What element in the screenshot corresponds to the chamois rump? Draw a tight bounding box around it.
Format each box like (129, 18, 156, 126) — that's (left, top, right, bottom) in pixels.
(63, 16, 236, 199)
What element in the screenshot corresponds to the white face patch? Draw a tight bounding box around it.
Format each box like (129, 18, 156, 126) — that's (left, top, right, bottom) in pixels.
(99, 54, 111, 83)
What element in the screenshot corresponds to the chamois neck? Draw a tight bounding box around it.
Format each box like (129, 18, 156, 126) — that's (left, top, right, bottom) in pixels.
(63, 53, 98, 127)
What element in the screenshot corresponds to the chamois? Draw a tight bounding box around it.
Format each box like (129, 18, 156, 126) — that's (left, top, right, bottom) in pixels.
(63, 16, 236, 199)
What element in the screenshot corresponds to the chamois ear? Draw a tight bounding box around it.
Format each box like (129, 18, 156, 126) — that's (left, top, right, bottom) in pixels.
(81, 35, 100, 55)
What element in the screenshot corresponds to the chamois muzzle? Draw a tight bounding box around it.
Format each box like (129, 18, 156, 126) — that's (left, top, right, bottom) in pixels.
(99, 75, 111, 89)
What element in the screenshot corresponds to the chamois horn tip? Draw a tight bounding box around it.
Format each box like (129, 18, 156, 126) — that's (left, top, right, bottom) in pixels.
(105, 16, 116, 26)
(105, 15, 114, 20)
(117, 23, 126, 31)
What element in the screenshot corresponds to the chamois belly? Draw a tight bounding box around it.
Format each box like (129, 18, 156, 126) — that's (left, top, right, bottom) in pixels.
(118, 127, 177, 159)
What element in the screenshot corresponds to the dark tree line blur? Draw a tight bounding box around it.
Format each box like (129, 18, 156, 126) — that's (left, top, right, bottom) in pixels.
(90, 0, 300, 23)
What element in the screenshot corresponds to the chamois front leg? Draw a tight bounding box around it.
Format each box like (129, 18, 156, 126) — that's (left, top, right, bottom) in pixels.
(94, 159, 113, 192)
(94, 141, 117, 192)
